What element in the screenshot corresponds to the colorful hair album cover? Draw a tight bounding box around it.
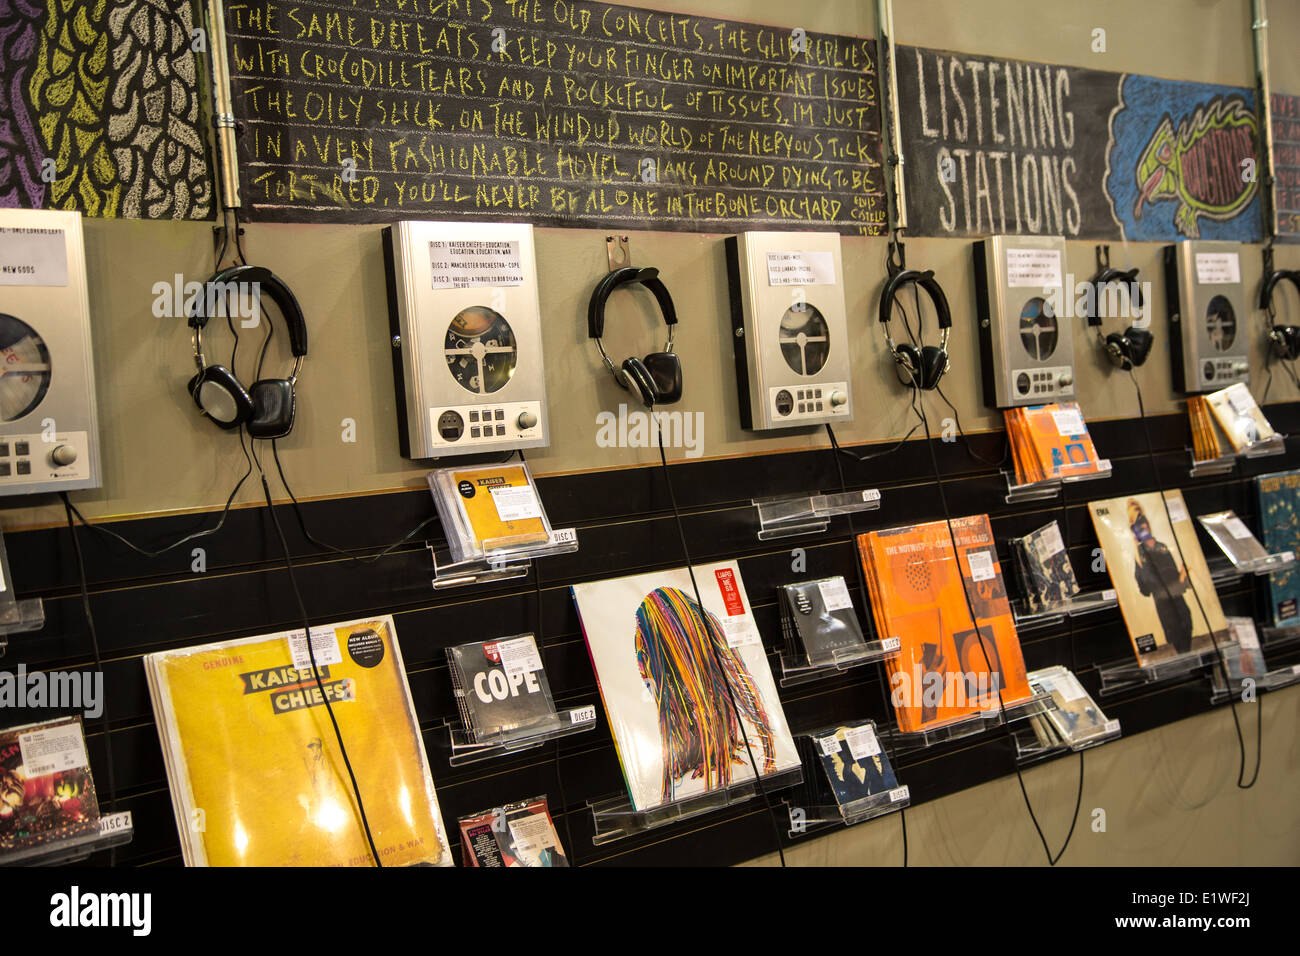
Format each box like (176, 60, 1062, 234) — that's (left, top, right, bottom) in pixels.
(857, 515, 1033, 734)
(0, 717, 100, 863)
(571, 562, 799, 813)
(1088, 490, 1226, 666)
(1257, 469, 1300, 628)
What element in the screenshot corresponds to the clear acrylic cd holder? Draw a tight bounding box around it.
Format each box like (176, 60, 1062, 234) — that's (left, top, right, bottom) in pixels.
(1011, 588, 1117, 632)
(1187, 446, 1236, 478)
(880, 689, 1055, 755)
(778, 636, 901, 687)
(1239, 433, 1287, 459)
(752, 489, 881, 541)
(784, 723, 910, 835)
(1012, 717, 1121, 765)
(443, 703, 598, 767)
(1001, 460, 1112, 505)
(1096, 645, 1223, 695)
(0, 526, 44, 652)
(429, 528, 578, 590)
(587, 765, 804, 845)
(1210, 661, 1300, 704)
(1259, 624, 1300, 654)
(1, 810, 134, 867)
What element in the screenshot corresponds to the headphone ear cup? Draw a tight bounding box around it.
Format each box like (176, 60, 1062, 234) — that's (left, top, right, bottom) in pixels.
(187, 366, 253, 428)
(893, 344, 922, 385)
(1124, 328, 1153, 367)
(248, 379, 296, 439)
(1103, 332, 1132, 370)
(618, 357, 658, 407)
(641, 351, 682, 405)
(919, 347, 948, 390)
(1272, 325, 1300, 361)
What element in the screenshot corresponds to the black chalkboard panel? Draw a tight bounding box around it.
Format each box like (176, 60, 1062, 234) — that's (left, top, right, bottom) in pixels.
(224, 0, 886, 234)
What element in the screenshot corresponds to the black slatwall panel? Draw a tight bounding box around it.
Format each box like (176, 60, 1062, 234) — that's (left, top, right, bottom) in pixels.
(6, 403, 1300, 867)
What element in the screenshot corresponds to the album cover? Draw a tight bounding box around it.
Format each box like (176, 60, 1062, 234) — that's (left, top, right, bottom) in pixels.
(447, 634, 559, 743)
(1257, 469, 1300, 628)
(1197, 511, 1270, 568)
(857, 515, 1033, 733)
(571, 561, 799, 812)
(145, 616, 452, 866)
(1014, 521, 1081, 611)
(1018, 402, 1104, 480)
(1205, 383, 1275, 452)
(458, 796, 569, 867)
(810, 721, 899, 808)
(0, 716, 100, 862)
(429, 461, 551, 562)
(1028, 666, 1111, 745)
(778, 577, 868, 665)
(1088, 490, 1227, 666)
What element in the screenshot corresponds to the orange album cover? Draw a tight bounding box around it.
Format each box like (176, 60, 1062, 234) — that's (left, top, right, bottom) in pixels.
(858, 516, 1032, 733)
(1020, 403, 1103, 480)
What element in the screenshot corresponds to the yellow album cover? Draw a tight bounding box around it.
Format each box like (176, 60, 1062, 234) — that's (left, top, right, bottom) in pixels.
(447, 464, 550, 550)
(145, 616, 451, 867)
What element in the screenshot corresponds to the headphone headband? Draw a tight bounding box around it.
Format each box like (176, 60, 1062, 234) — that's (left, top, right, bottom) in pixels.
(1086, 266, 1143, 327)
(587, 266, 678, 341)
(1260, 269, 1300, 319)
(188, 264, 309, 358)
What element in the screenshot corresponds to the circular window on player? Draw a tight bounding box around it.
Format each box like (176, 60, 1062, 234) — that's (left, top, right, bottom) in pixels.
(1018, 297, 1058, 361)
(445, 307, 517, 394)
(0, 314, 51, 422)
(1205, 295, 1236, 352)
(778, 304, 830, 376)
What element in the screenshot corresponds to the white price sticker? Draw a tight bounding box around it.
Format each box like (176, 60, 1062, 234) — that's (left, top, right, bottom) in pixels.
(550, 527, 578, 546)
(1195, 252, 1241, 285)
(496, 636, 543, 676)
(1101, 589, 1117, 602)
(428, 239, 524, 288)
(569, 705, 597, 725)
(1006, 248, 1063, 288)
(1051, 408, 1086, 436)
(966, 550, 996, 582)
(819, 577, 855, 612)
(1056, 675, 1087, 702)
(882, 636, 902, 652)
(1229, 619, 1261, 651)
(1223, 516, 1254, 540)
(843, 724, 880, 761)
(508, 812, 559, 853)
(720, 615, 762, 648)
(287, 626, 343, 672)
(18, 724, 88, 778)
(1103, 719, 1121, 735)
(0, 227, 68, 286)
(490, 484, 542, 522)
(1033, 524, 1066, 559)
(888, 786, 909, 803)
(766, 250, 836, 286)
(862, 489, 882, 503)
(1165, 495, 1189, 523)
(98, 811, 132, 836)
(816, 734, 842, 757)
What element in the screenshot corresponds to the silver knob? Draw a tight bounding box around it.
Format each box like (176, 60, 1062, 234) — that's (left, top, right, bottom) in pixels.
(1232, 362, 1249, 376)
(830, 390, 847, 407)
(517, 411, 538, 429)
(50, 444, 77, 467)
(1058, 372, 1073, 387)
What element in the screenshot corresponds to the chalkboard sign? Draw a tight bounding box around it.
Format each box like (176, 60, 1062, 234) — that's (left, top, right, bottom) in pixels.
(897, 46, 1263, 243)
(224, 0, 886, 234)
(1272, 92, 1300, 241)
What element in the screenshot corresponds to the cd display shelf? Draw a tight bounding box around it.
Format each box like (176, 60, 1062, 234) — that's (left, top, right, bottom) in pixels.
(587, 766, 804, 845)
(428, 528, 578, 590)
(1000, 460, 1112, 505)
(778, 636, 901, 687)
(1208, 550, 1296, 588)
(1260, 624, 1300, 654)
(1096, 646, 1225, 696)
(1186, 434, 1288, 479)
(3, 811, 134, 867)
(1011, 718, 1122, 767)
(785, 785, 911, 836)
(443, 704, 599, 767)
(752, 489, 881, 541)
(879, 689, 1056, 755)
(0, 527, 43, 651)
(1210, 663, 1300, 704)
(1010, 588, 1118, 633)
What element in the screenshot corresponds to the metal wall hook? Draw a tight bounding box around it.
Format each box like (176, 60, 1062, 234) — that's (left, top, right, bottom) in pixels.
(605, 235, 631, 272)
(1095, 244, 1111, 271)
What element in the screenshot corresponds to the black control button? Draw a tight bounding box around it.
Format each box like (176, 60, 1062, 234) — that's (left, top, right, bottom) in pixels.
(495, 409, 504, 420)
(14, 442, 28, 456)
(469, 411, 479, 423)
(816, 402, 824, 411)
(471, 426, 481, 438)
(0, 463, 9, 477)
(495, 424, 505, 436)
(0, 444, 8, 457)
(16, 461, 30, 475)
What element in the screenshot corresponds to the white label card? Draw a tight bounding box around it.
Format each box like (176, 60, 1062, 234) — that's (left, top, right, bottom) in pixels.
(966, 550, 996, 582)
(0, 227, 68, 287)
(550, 527, 578, 546)
(98, 811, 133, 835)
(888, 786, 909, 802)
(882, 636, 902, 652)
(1033, 524, 1066, 560)
(766, 250, 836, 286)
(843, 724, 880, 761)
(1195, 252, 1241, 285)
(819, 577, 855, 612)
(1051, 408, 1086, 436)
(508, 812, 559, 853)
(816, 734, 841, 757)
(19, 723, 88, 777)
(490, 484, 542, 522)
(569, 705, 597, 725)
(1101, 589, 1117, 602)
(497, 636, 543, 676)
(1223, 516, 1254, 540)
(288, 626, 343, 672)
(862, 489, 882, 503)
(1103, 719, 1121, 735)
(429, 239, 524, 288)
(1229, 619, 1261, 651)
(720, 615, 762, 648)
(1006, 248, 1063, 288)
(1165, 495, 1189, 523)
(1055, 675, 1087, 702)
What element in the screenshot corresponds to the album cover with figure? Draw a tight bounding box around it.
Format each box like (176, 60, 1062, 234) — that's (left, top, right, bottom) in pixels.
(145, 616, 452, 867)
(571, 562, 799, 813)
(1088, 490, 1226, 667)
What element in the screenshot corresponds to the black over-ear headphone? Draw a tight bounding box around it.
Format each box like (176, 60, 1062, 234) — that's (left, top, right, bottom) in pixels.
(1260, 269, 1300, 361)
(1086, 266, 1152, 370)
(878, 267, 952, 391)
(587, 266, 682, 407)
(187, 264, 308, 439)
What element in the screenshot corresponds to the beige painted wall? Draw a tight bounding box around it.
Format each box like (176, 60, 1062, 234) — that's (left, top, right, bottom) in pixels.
(4, 0, 1298, 865)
